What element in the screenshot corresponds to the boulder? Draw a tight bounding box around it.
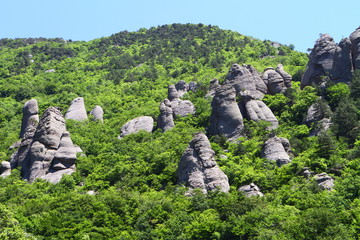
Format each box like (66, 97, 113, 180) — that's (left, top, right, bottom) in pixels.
(20, 99, 39, 140)
(238, 183, 264, 197)
(177, 133, 230, 194)
(175, 80, 189, 97)
(350, 27, 360, 70)
(168, 85, 180, 101)
(118, 116, 154, 139)
(262, 67, 287, 94)
(89, 105, 104, 123)
(332, 38, 353, 83)
(244, 99, 279, 130)
(41, 168, 75, 184)
(188, 81, 198, 92)
(262, 136, 292, 166)
(314, 173, 334, 191)
(171, 99, 196, 118)
(223, 64, 267, 99)
(65, 97, 88, 121)
(305, 101, 332, 136)
(0, 161, 11, 178)
(157, 99, 174, 132)
(275, 64, 292, 88)
(208, 85, 244, 140)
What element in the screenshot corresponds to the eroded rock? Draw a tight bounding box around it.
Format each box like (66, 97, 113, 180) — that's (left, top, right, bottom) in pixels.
(20, 99, 39, 140)
(118, 116, 154, 139)
(0, 161, 11, 178)
(208, 85, 244, 140)
(175, 80, 189, 97)
(177, 133, 230, 194)
(89, 105, 104, 123)
(350, 27, 360, 70)
(65, 97, 88, 121)
(157, 99, 174, 132)
(244, 99, 279, 130)
(262, 136, 292, 166)
(238, 183, 264, 197)
(314, 173, 334, 191)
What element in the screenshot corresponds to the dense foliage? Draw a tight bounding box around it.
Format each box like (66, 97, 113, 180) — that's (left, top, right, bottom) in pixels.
(1, 23, 360, 239)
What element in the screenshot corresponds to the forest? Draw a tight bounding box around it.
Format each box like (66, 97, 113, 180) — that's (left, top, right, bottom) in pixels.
(0, 23, 359, 239)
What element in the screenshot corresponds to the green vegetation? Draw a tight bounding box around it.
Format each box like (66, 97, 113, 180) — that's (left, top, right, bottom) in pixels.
(1, 23, 360, 239)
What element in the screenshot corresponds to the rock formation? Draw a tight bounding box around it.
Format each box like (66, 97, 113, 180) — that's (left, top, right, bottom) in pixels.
(243, 97, 279, 130)
(208, 85, 244, 140)
(305, 100, 332, 136)
(89, 105, 104, 123)
(262, 136, 292, 166)
(157, 99, 174, 132)
(11, 105, 79, 183)
(223, 64, 267, 99)
(314, 173, 334, 191)
(188, 81, 197, 92)
(205, 78, 221, 98)
(262, 65, 292, 94)
(175, 80, 189, 97)
(0, 161, 11, 178)
(20, 99, 39, 140)
(118, 116, 154, 139)
(177, 133, 230, 194)
(301, 28, 360, 88)
(65, 97, 88, 121)
(167, 85, 195, 118)
(238, 183, 264, 197)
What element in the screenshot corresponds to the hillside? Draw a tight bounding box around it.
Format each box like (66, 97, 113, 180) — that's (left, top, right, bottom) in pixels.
(1, 23, 359, 239)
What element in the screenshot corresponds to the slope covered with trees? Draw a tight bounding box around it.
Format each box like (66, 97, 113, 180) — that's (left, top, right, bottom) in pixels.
(1, 23, 359, 239)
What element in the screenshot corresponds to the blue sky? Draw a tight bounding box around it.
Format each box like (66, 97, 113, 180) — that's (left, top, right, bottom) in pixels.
(1, 0, 359, 52)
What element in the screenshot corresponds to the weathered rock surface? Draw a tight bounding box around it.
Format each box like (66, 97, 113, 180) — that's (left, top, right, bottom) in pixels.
(244, 99, 279, 130)
(89, 105, 104, 123)
(157, 99, 174, 132)
(208, 85, 244, 140)
(168, 85, 180, 101)
(65, 97, 88, 121)
(238, 183, 264, 197)
(118, 116, 154, 139)
(171, 99, 196, 118)
(314, 173, 334, 191)
(188, 81, 197, 92)
(0, 161, 11, 178)
(305, 101, 332, 136)
(262, 136, 292, 166)
(20, 99, 39, 140)
(10, 106, 78, 183)
(301, 31, 357, 88)
(262, 67, 287, 94)
(206, 78, 221, 98)
(177, 133, 230, 194)
(350, 27, 360, 70)
(276, 64, 292, 88)
(223, 64, 267, 99)
(175, 80, 189, 97)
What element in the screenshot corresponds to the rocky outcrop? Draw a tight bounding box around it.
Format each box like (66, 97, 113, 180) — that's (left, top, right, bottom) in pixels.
(243, 98, 279, 130)
(223, 64, 267, 99)
(208, 85, 244, 140)
(11, 106, 79, 183)
(157, 99, 174, 132)
(118, 116, 154, 139)
(65, 97, 88, 121)
(262, 65, 292, 94)
(238, 183, 264, 197)
(305, 101, 332, 136)
(205, 78, 221, 98)
(20, 99, 39, 140)
(89, 105, 104, 123)
(314, 173, 334, 191)
(301, 28, 360, 88)
(177, 133, 230, 194)
(262, 136, 292, 166)
(350, 27, 360, 70)
(167, 85, 195, 118)
(189, 81, 197, 92)
(0, 161, 11, 178)
(175, 80, 189, 97)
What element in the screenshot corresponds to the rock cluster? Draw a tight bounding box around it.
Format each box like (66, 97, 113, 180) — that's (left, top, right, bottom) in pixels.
(314, 173, 334, 191)
(157, 99, 174, 132)
(168, 84, 196, 118)
(301, 27, 360, 88)
(238, 183, 264, 197)
(10, 103, 80, 183)
(262, 136, 292, 166)
(262, 64, 292, 94)
(177, 133, 230, 194)
(118, 116, 154, 139)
